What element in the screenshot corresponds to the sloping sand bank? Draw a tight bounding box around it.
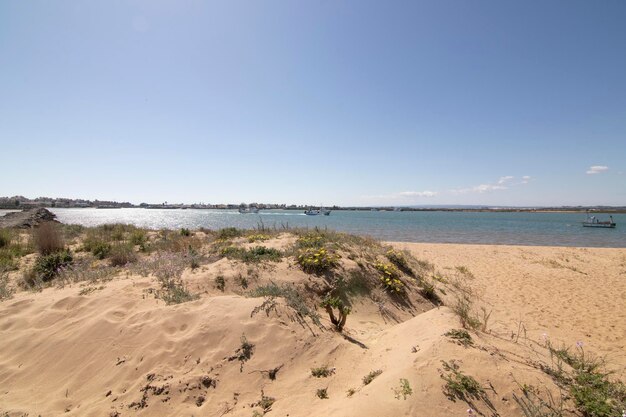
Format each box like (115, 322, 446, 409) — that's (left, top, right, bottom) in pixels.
(395, 243, 626, 370)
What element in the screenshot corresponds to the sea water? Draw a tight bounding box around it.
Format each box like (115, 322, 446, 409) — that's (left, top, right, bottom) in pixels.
(2, 208, 622, 248)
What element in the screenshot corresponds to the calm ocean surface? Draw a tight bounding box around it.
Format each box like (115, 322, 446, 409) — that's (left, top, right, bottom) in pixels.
(2, 208, 624, 247)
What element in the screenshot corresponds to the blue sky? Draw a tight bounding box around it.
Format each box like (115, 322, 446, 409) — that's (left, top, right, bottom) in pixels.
(1, 1, 625, 206)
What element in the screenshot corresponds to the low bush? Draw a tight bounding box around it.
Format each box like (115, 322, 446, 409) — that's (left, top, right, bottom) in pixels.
(0, 250, 17, 271)
(129, 229, 148, 248)
(108, 243, 137, 267)
(247, 233, 271, 243)
(34, 222, 64, 255)
(385, 249, 413, 275)
(180, 228, 191, 237)
(32, 250, 73, 282)
(158, 278, 198, 305)
(296, 247, 340, 274)
(320, 295, 350, 332)
(295, 233, 326, 249)
(0, 229, 11, 248)
(217, 227, 243, 240)
(374, 261, 404, 293)
(543, 343, 626, 417)
(220, 246, 282, 263)
(91, 241, 112, 260)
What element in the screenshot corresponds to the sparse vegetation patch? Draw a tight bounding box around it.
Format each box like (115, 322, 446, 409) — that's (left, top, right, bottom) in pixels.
(311, 365, 335, 378)
(363, 369, 383, 386)
(316, 388, 329, 399)
(249, 282, 321, 326)
(444, 329, 474, 347)
(392, 378, 412, 400)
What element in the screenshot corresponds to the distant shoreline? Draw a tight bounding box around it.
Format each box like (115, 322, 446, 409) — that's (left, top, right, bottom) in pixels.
(2, 206, 626, 214)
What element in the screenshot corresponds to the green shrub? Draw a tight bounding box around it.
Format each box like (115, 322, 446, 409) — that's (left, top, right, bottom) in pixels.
(320, 296, 350, 332)
(295, 233, 326, 249)
(91, 241, 112, 260)
(108, 243, 137, 266)
(220, 246, 282, 263)
(129, 229, 148, 247)
(544, 344, 626, 417)
(296, 247, 340, 274)
(158, 278, 198, 305)
(0, 250, 17, 272)
(32, 250, 73, 282)
(316, 388, 329, 399)
(0, 229, 11, 248)
(374, 261, 404, 293)
(180, 228, 191, 237)
(217, 227, 243, 240)
(393, 378, 413, 400)
(440, 360, 485, 402)
(385, 249, 413, 275)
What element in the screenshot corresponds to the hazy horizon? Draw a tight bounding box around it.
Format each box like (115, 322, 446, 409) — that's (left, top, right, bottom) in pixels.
(2, 1, 625, 206)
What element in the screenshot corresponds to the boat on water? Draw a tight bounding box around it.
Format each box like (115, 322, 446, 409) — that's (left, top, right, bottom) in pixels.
(304, 207, 331, 216)
(238, 207, 259, 214)
(582, 211, 616, 228)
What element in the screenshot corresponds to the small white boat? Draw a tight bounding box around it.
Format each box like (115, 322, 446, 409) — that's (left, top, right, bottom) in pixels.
(238, 207, 259, 214)
(582, 211, 616, 228)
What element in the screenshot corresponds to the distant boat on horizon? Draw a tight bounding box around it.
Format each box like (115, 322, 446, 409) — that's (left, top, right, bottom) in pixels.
(304, 207, 331, 216)
(238, 207, 259, 214)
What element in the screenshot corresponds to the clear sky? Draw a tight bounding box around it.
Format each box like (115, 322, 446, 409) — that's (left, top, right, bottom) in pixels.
(1, 1, 625, 206)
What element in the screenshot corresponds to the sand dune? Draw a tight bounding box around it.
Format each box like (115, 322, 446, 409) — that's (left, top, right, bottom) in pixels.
(1, 232, 625, 416)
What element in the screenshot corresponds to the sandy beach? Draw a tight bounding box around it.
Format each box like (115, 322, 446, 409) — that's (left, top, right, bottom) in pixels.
(1, 225, 625, 416)
(396, 243, 626, 370)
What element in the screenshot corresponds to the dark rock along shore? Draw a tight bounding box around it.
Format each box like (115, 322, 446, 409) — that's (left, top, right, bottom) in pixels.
(0, 208, 58, 228)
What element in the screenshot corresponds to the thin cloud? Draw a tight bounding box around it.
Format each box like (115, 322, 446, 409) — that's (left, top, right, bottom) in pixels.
(363, 190, 439, 202)
(452, 180, 509, 194)
(398, 191, 438, 198)
(586, 165, 609, 175)
(520, 175, 531, 184)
